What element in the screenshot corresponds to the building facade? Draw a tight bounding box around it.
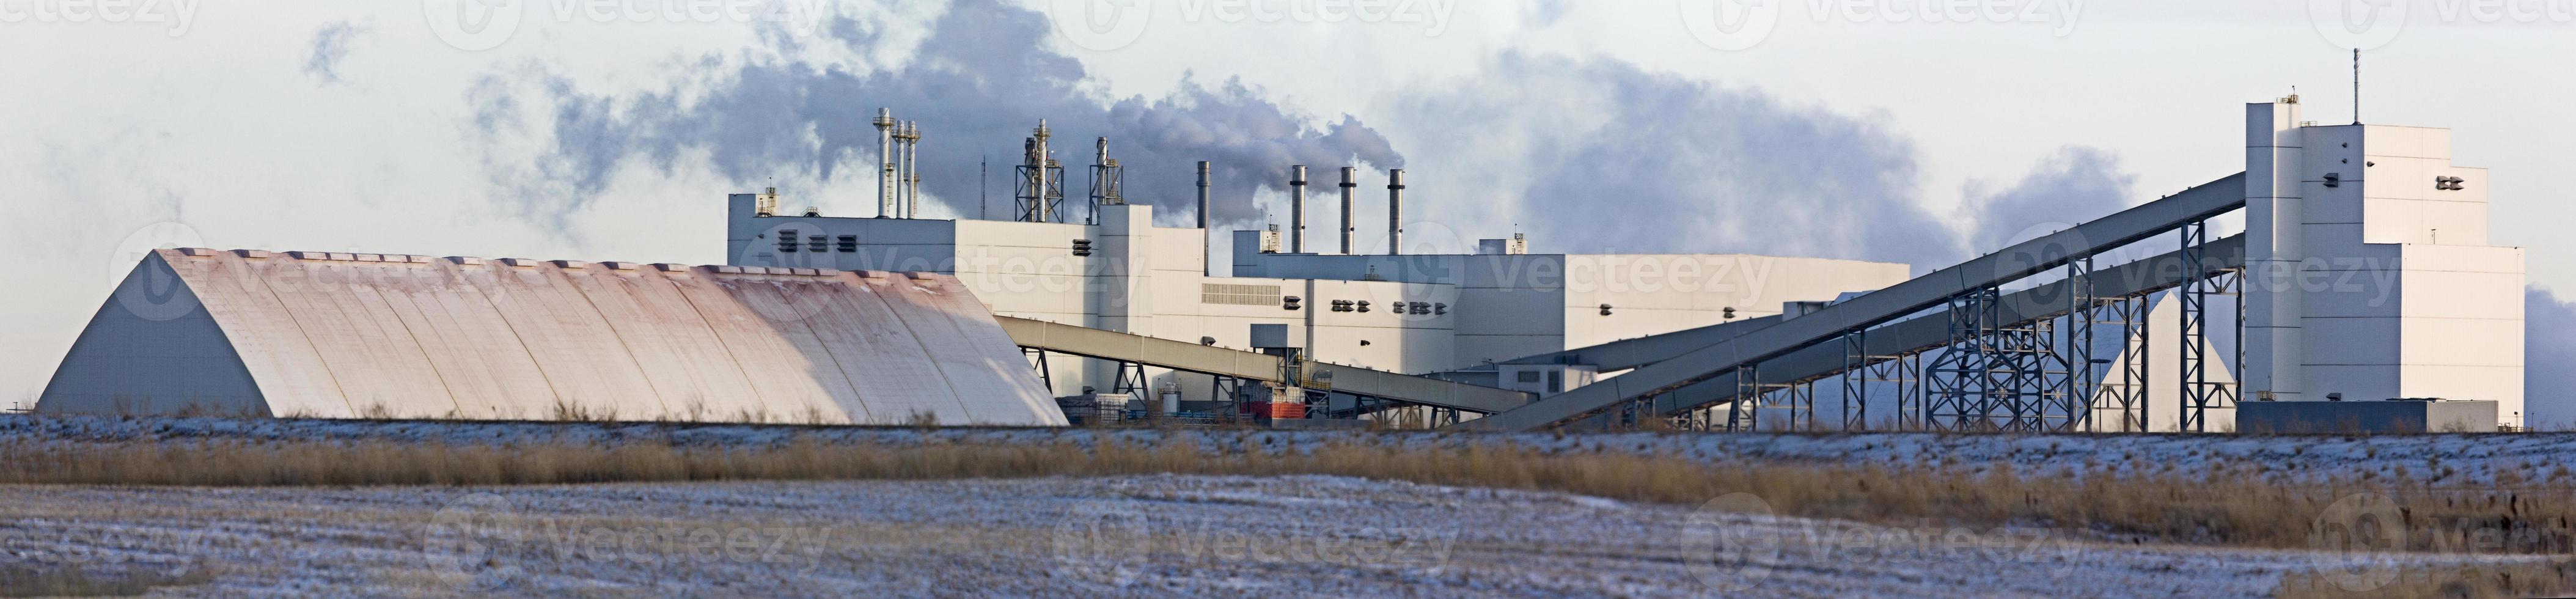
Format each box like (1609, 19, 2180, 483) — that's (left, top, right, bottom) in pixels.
(728, 196, 1911, 405)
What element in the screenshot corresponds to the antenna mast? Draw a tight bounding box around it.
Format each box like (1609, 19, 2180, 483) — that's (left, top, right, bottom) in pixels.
(2353, 48, 2362, 125)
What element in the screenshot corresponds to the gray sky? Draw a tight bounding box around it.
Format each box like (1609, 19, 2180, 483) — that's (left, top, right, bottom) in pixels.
(6, 0, 2570, 407)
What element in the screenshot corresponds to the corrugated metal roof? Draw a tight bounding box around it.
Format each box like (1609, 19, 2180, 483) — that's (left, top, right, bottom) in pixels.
(39, 249, 1066, 426)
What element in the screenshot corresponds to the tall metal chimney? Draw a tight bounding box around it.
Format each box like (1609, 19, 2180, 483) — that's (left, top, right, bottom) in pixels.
(874, 108, 897, 218)
(1195, 161, 1211, 230)
(1288, 166, 1308, 254)
(1338, 167, 1357, 254)
(901, 121, 923, 218)
(1386, 169, 1405, 255)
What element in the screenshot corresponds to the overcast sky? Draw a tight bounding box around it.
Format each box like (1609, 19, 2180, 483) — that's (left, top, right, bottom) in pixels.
(6, 0, 2570, 414)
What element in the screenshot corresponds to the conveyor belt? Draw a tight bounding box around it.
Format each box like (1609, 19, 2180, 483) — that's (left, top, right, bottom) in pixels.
(996, 317, 1535, 414)
(1465, 172, 2249, 430)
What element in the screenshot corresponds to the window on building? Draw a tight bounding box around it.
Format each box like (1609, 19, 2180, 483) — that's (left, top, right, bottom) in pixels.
(836, 235, 857, 252)
(1548, 371, 1563, 394)
(777, 230, 798, 252)
(1516, 371, 1541, 383)
(807, 235, 827, 252)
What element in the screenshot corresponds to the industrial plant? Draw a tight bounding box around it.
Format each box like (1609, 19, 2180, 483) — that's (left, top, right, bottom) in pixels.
(43, 98, 2526, 434)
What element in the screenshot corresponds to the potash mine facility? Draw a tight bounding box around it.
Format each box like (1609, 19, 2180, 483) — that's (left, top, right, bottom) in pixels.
(39, 98, 2527, 433)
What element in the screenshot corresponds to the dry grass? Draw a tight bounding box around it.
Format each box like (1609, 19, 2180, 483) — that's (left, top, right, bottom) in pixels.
(0, 564, 214, 597)
(4, 435, 2573, 558)
(2273, 560, 2576, 598)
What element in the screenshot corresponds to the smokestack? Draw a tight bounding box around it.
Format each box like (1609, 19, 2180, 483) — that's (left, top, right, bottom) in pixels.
(1289, 166, 1308, 254)
(1195, 161, 1211, 230)
(874, 108, 897, 218)
(1338, 167, 1357, 254)
(902, 121, 922, 218)
(1386, 169, 1405, 255)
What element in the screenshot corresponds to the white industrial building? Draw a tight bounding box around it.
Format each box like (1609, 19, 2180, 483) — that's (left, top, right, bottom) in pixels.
(2241, 97, 2528, 427)
(726, 189, 1910, 407)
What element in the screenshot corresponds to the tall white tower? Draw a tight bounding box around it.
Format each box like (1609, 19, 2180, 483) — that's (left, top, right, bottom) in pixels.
(2240, 97, 2528, 427)
(874, 108, 898, 218)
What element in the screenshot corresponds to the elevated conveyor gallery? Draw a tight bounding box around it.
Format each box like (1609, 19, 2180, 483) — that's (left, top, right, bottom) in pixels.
(997, 317, 1534, 414)
(1465, 173, 2251, 430)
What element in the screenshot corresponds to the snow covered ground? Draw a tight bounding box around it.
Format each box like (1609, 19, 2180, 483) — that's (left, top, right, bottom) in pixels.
(4, 416, 2566, 595)
(0, 474, 2535, 598)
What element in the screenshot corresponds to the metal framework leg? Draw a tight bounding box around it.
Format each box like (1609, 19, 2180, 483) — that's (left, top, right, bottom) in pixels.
(2064, 257, 2097, 432)
(2176, 221, 2239, 433)
(1024, 347, 1054, 395)
(1925, 286, 2001, 431)
(1841, 330, 1870, 431)
(1112, 361, 1148, 396)
(1210, 375, 1244, 422)
(1727, 364, 1759, 432)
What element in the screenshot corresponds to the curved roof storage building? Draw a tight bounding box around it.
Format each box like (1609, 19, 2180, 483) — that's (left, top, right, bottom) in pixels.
(38, 248, 1066, 427)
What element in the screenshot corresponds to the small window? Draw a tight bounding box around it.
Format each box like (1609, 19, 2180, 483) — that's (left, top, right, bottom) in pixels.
(835, 235, 858, 252)
(1516, 371, 1541, 383)
(777, 229, 799, 252)
(807, 235, 827, 252)
(1548, 370, 1563, 393)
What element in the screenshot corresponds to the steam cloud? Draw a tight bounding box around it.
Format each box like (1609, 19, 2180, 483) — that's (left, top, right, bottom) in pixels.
(1389, 53, 1959, 265)
(2528, 286, 2576, 428)
(1958, 147, 2136, 252)
(469, 0, 1398, 228)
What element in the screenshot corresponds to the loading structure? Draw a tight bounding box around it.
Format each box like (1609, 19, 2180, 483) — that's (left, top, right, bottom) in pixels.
(998, 316, 1534, 422)
(1463, 174, 2251, 432)
(1470, 98, 2526, 432)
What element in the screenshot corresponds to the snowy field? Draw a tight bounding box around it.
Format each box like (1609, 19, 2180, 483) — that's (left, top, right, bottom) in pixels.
(2, 416, 2564, 596)
(0, 474, 2537, 598)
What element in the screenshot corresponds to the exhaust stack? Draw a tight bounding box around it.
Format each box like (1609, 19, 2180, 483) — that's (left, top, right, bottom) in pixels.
(1387, 169, 1405, 255)
(873, 108, 897, 218)
(1338, 167, 1357, 254)
(1289, 166, 1308, 254)
(1195, 161, 1211, 230)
